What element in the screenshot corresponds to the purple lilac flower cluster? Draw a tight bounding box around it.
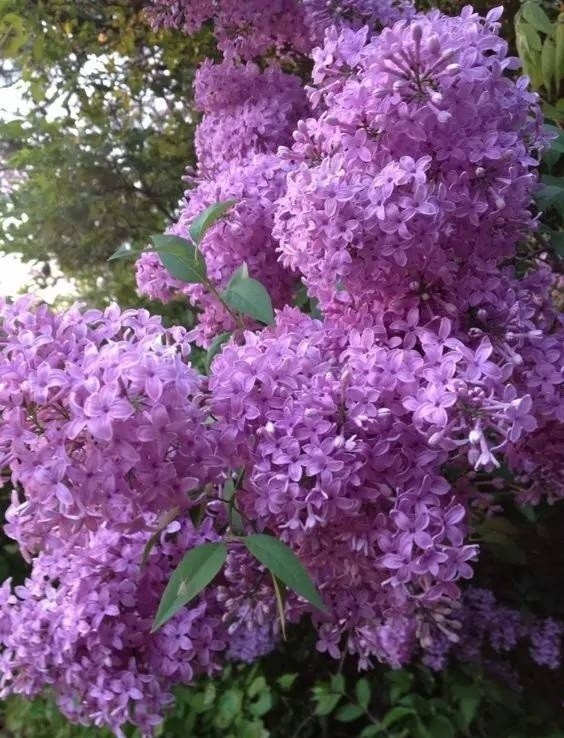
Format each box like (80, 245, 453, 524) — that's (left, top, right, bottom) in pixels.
(136, 56, 308, 347)
(423, 588, 563, 673)
(0, 518, 227, 738)
(145, 0, 312, 59)
(304, 0, 415, 41)
(275, 7, 545, 315)
(1, 1, 563, 736)
(146, 0, 415, 55)
(0, 297, 224, 556)
(208, 300, 563, 665)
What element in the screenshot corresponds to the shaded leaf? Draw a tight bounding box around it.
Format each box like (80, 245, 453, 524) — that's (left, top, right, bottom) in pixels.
(336, 704, 364, 722)
(360, 726, 385, 738)
(330, 673, 345, 694)
(152, 542, 227, 631)
(243, 534, 327, 612)
(355, 678, 371, 709)
(382, 706, 416, 728)
(428, 716, 455, 738)
(277, 673, 298, 690)
(206, 331, 232, 374)
(314, 693, 341, 716)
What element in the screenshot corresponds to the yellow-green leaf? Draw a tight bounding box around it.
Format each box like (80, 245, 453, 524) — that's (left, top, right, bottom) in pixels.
(522, 2, 553, 35)
(542, 37, 556, 96)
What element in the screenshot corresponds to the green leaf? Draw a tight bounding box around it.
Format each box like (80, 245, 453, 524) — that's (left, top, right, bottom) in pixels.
(206, 331, 232, 373)
(314, 693, 341, 716)
(214, 689, 243, 729)
(360, 726, 385, 738)
(387, 670, 414, 702)
(428, 716, 455, 738)
(355, 678, 371, 709)
(276, 673, 298, 690)
(516, 17, 543, 52)
(248, 676, 267, 698)
(382, 706, 416, 728)
(522, 2, 553, 34)
(227, 262, 249, 288)
(330, 673, 345, 694)
(222, 276, 275, 325)
(543, 101, 564, 122)
(189, 199, 236, 245)
(108, 243, 138, 261)
(249, 690, 273, 718)
(409, 717, 433, 738)
(542, 37, 557, 95)
(555, 14, 564, 85)
(152, 542, 227, 631)
(242, 534, 327, 612)
(271, 573, 287, 640)
(149, 233, 207, 283)
(454, 684, 481, 729)
(336, 704, 365, 722)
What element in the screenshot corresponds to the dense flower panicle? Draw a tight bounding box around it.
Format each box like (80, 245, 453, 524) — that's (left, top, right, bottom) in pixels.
(422, 588, 563, 672)
(304, 0, 415, 41)
(136, 58, 306, 344)
(193, 61, 308, 175)
(146, 0, 312, 58)
(137, 154, 297, 347)
(0, 297, 224, 553)
(209, 308, 485, 665)
(146, 0, 415, 53)
(0, 518, 228, 738)
(275, 8, 545, 314)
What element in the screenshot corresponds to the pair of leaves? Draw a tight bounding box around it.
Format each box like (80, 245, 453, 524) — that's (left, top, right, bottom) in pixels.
(109, 200, 274, 328)
(152, 533, 326, 632)
(109, 199, 236, 270)
(110, 231, 208, 283)
(515, 6, 563, 101)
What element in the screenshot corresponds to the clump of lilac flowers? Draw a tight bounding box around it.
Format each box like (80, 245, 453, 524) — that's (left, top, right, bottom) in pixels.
(1, 1, 564, 736)
(275, 7, 545, 314)
(0, 518, 227, 737)
(0, 297, 225, 555)
(422, 588, 563, 673)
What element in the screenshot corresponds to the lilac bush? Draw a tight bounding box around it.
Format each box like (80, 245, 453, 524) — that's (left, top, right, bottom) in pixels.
(0, 1, 563, 736)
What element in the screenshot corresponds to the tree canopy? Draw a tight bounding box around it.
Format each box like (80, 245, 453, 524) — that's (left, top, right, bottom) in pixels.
(0, 0, 214, 305)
